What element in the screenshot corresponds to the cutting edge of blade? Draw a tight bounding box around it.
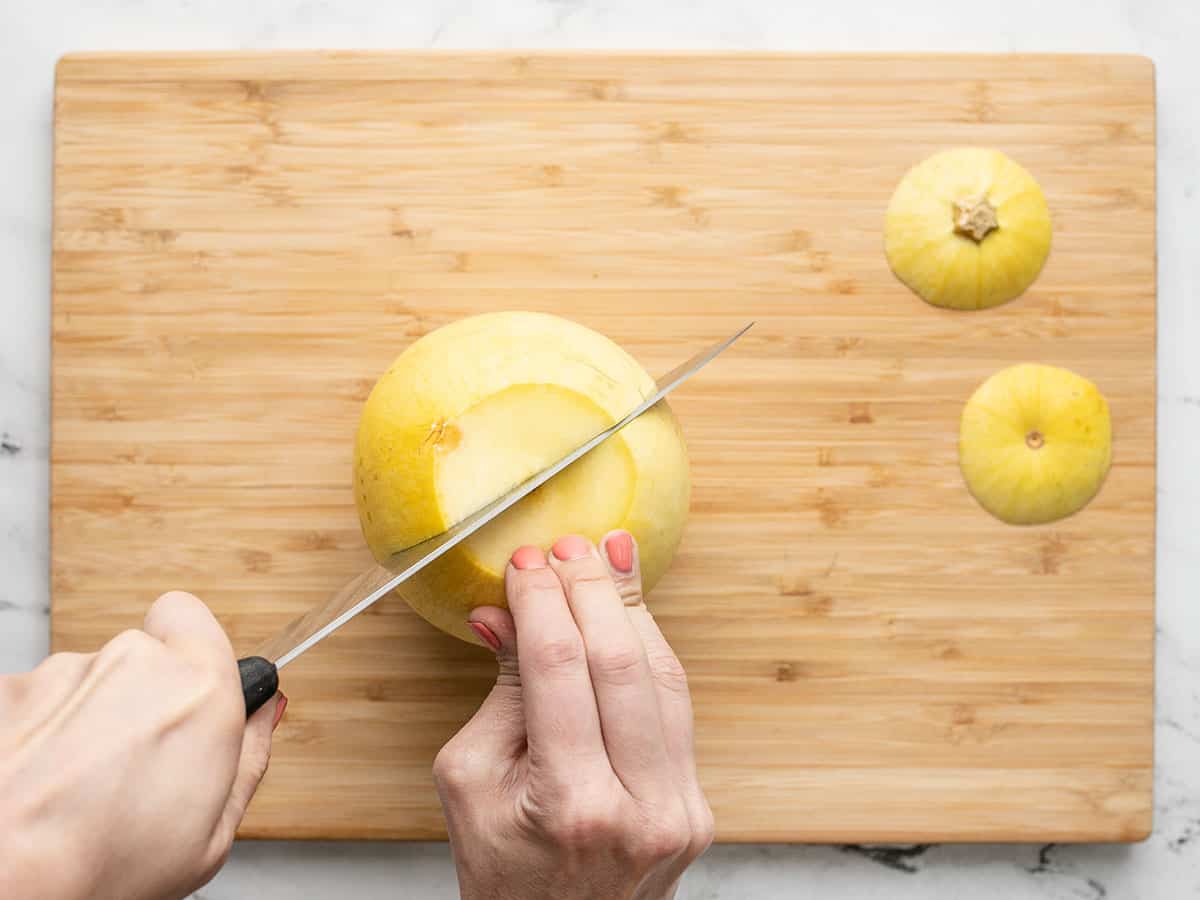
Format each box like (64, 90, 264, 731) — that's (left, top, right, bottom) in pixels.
(273, 578, 398, 669)
(271, 322, 753, 670)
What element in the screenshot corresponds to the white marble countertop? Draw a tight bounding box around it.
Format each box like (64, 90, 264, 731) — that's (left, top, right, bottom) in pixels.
(2, 1, 1198, 897)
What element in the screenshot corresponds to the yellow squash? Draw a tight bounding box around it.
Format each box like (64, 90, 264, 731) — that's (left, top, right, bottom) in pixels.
(885, 147, 1052, 310)
(355, 311, 691, 642)
(959, 363, 1112, 525)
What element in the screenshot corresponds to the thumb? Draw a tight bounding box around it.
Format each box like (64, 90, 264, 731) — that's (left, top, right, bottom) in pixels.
(213, 690, 284, 849)
(460, 607, 524, 761)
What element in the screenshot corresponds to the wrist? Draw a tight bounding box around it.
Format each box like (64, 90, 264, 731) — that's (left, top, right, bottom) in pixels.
(0, 803, 89, 900)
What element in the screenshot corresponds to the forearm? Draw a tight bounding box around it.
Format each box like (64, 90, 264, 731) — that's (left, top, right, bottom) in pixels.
(0, 672, 90, 900)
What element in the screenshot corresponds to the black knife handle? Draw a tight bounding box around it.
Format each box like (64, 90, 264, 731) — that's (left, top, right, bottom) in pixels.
(238, 656, 279, 718)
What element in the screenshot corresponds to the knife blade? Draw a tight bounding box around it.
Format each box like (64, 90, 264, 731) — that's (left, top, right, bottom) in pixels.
(237, 322, 753, 715)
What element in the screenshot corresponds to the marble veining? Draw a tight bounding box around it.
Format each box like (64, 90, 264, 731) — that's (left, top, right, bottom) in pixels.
(3, 0, 1199, 897)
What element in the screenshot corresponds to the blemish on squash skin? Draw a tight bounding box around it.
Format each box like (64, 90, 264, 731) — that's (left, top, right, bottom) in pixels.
(439, 423, 462, 452)
(424, 418, 462, 453)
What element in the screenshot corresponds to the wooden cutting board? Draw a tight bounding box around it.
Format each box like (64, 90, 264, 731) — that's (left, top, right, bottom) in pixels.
(51, 52, 1156, 843)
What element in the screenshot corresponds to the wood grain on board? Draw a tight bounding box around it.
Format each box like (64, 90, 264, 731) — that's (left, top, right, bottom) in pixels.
(51, 52, 1156, 842)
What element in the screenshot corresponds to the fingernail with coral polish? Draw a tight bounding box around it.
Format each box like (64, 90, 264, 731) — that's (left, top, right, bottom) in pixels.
(511, 545, 547, 570)
(272, 693, 288, 731)
(552, 534, 591, 561)
(605, 532, 634, 573)
(469, 620, 502, 652)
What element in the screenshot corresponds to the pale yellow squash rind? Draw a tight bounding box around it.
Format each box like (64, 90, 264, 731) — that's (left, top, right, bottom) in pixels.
(354, 311, 691, 642)
(885, 147, 1052, 310)
(959, 363, 1112, 525)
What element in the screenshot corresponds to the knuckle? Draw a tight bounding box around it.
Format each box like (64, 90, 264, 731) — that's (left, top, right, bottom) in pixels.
(628, 806, 691, 863)
(431, 743, 474, 793)
(530, 635, 586, 675)
(180, 666, 241, 732)
(563, 567, 616, 593)
(692, 803, 717, 854)
(192, 656, 238, 703)
(495, 655, 522, 688)
(552, 799, 621, 850)
(590, 644, 646, 684)
(648, 649, 690, 695)
(155, 589, 199, 608)
(643, 822, 691, 862)
(105, 628, 156, 660)
(511, 568, 566, 606)
(30, 650, 87, 685)
(614, 578, 643, 606)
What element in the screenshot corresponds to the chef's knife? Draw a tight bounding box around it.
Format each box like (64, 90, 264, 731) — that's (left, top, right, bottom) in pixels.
(237, 322, 754, 716)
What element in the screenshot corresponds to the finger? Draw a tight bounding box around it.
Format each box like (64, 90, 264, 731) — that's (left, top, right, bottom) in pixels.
(602, 531, 710, 838)
(456, 606, 525, 763)
(549, 535, 670, 801)
(213, 690, 283, 852)
(504, 545, 607, 778)
(143, 590, 235, 672)
(601, 530, 642, 606)
(602, 531, 696, 768)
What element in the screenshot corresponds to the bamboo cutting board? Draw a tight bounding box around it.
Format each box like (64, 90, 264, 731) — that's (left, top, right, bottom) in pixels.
(51, 52, 1156, 843)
